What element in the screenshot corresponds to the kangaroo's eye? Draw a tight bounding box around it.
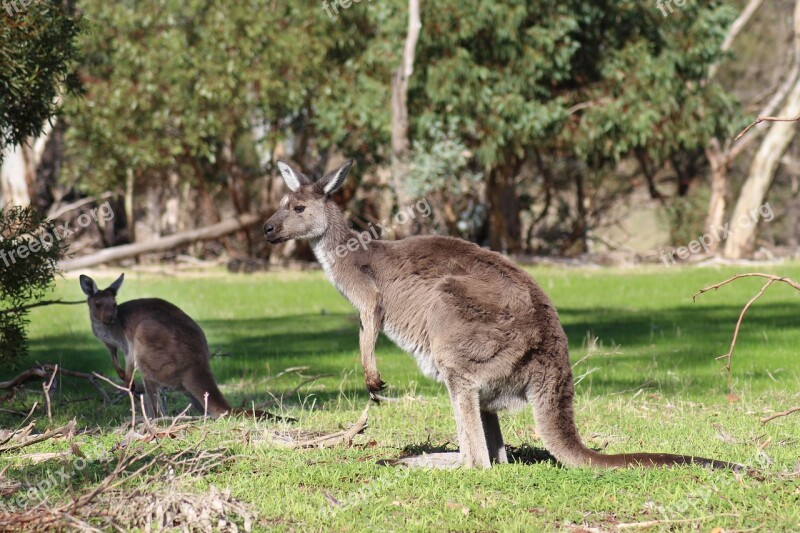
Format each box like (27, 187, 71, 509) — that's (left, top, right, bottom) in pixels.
(293, 206, 306, 214)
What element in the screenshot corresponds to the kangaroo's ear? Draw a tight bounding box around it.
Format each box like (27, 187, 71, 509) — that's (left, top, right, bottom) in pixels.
(108, 273, 125, 295)
(315, 159, 353, 196)
(277, 160, 311, 192)
(79, 275, 98, 297)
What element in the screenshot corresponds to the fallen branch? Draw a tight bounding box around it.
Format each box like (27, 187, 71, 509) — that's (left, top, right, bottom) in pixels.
(761, 406, 800, 425)
(264, 403, 370, 450)
(0, 420, 77, 454)
(0, 364, 112, 403)
(292, 404, 369, 449)
(59, 212, 261, 271)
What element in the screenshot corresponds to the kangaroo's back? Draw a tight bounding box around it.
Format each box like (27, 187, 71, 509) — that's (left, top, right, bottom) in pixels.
(118, 298, 210, 355)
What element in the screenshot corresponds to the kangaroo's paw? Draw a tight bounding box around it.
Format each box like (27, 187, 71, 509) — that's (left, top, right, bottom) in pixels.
(366, 376, 387, 403)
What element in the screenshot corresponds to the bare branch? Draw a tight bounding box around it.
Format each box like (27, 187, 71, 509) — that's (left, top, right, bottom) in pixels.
(735, 113, 800, 141)
(707, 0, 765, 81)
(693, 273, 800, 393)
(761, 406, 800, 425)
(0, 299, 84, 316)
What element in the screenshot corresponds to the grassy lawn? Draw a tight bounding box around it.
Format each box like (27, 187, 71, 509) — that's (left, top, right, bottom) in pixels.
(1, 264, 799, 531)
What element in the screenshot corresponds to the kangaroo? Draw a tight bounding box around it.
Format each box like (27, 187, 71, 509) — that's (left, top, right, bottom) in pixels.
(80, 273, 234, 419)
(263, 159, 739, 470)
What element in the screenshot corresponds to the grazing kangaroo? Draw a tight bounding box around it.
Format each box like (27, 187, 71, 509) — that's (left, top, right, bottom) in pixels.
(80, 274, 234, 419)
(264, 159, 738, 470)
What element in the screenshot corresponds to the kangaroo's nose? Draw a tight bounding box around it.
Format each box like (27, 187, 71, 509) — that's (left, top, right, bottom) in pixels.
(264, 223, 275, 235)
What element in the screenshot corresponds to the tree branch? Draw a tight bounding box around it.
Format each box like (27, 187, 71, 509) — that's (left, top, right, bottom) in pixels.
(693, 274, 800, 412)
(0, 299, 84, 316)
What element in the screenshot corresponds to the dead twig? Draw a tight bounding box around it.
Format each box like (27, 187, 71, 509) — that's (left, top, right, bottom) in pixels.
(761, 406, 800, 425)
(286, 373, 335, 398)
(0, 364, 112, 403)
(0, 420, 77, 454)
(693, 273, 800, 393)
(290, 403, 370, 449)
(92, 372, 137, 429)
(43, 364, 58, 424)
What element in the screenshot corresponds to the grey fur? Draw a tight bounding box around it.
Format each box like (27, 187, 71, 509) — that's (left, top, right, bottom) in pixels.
(80, 274, 231, 418)
(264, 161, 735, 470)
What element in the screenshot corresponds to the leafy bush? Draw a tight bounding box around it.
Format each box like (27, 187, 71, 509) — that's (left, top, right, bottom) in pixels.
(0, 0, 81, 162)
(0, 206, 67, 364)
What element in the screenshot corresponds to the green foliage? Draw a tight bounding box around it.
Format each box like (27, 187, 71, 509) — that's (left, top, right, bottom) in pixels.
(0, 0, 81, 160)
(661, 189, 711, 247)
(408, 120, 485, 237)
(62, 0, 393, 194)
(59, 0, 744, 252)
(412, 0, 739, 165)
(0, 206, 67, 363)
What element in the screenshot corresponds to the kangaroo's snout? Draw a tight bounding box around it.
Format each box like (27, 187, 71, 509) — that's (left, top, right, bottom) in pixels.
(102, 307, 117, 325)
(263, 216, 288, 244)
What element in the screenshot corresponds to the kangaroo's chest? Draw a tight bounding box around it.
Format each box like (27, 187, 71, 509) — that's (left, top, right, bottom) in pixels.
(91, 322, 130, 357)
(382, 318, 441, 382)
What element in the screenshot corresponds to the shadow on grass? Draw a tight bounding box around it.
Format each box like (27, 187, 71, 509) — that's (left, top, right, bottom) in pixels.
(4, 301, 796, 429)
(377, 443, 557, 466)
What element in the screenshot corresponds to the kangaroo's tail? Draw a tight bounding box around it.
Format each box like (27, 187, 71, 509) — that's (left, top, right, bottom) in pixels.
(528, 347, 754, 475)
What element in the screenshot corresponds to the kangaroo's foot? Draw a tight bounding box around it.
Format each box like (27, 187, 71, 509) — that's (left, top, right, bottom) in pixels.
(380, 452, 464, 469)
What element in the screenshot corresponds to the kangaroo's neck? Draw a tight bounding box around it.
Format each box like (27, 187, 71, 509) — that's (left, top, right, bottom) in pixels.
(90, 316, 129, 354)
(309, 205, 372, 303)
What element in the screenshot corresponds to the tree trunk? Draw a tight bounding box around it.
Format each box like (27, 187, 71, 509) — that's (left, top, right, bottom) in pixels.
(487, 163, 521, 253)
(389, 0, 421, 236)
(704, 140, 728, 254)
(700, 0, 767, 253)
(124, 168, 136, 243)
(0, 123, 52, 208)
(723, 0, 800, 258)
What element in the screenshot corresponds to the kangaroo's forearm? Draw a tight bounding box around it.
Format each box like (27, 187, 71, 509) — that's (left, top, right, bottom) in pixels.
(359, 304, 385, 400)
(105, 344, 126, 381)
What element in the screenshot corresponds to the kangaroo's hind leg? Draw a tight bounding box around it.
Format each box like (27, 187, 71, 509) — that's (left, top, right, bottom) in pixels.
(448, 383, 492, 468)
(481, 411, 507, 464)
(141, 379, 164, 419)
(180, 368, 232, 417)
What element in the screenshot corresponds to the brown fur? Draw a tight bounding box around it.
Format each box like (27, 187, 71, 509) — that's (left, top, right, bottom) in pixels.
(264, 160, 738, 470)
(80, 274, 231, 418)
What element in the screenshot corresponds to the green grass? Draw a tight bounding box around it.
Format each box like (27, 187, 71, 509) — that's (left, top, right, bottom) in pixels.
(2, 264, 799, 531)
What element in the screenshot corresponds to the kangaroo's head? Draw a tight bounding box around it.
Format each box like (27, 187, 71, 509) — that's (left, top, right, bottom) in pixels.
(80, 274, 124, 325)
(263, 159, 353, 243)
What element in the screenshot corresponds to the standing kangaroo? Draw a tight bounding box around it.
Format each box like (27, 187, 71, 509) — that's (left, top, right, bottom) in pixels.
(264, 160, 737, 470)
(80, 274, 233, 418)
